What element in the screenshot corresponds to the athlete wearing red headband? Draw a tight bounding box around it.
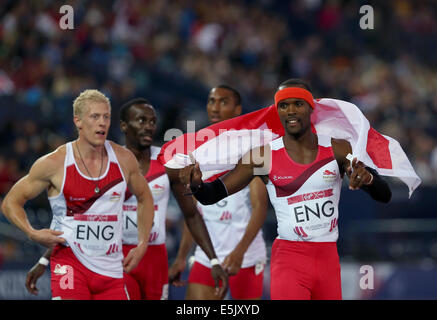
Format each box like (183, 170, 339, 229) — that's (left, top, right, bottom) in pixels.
(180, 78, 392, 300)
(274, 86, 315, 109)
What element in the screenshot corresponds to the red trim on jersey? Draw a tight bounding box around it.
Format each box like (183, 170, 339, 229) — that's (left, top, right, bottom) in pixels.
(64, 162, 124, 216)
(269, 144, 336, 198)
(124, 190, 134, 202)
(145, 159, 166, 183)
(124, 158, 166, 202)
(122, 205, 158, 211)
(287, 189, 333, 205)
(73, 214, 118, 221)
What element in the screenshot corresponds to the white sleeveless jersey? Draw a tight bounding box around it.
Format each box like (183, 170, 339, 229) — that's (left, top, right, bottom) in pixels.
(48, 141, 127, 278)
(266, 135, 342, 242)
(122, 146, 170, 246)
(194, 185, 267, 268)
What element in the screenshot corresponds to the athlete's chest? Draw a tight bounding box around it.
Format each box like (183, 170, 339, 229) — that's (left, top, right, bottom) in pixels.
(269, 144, 339, 196)
(63, 162, 126, 215)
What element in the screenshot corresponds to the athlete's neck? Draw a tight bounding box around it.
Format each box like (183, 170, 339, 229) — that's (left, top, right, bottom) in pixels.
(75, 138, 106, 160)
(284, 129, 317, 149)
(127, 144, 152, 176)
(283, 131, 318, 164)
(131, 147, 151, 163)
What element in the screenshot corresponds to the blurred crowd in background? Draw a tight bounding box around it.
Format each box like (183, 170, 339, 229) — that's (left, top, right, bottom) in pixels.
(0, 0, 436, 273)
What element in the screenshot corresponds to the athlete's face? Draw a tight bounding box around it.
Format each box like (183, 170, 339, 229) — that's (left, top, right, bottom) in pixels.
(121, 104, 157, 149)
(74, 102, 111, 146)
(207, 87, 242, 124)
(276, 86, 313, 137)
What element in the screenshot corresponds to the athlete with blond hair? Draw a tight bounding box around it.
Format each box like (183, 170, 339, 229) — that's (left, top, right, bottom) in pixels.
(2, 89, 155, 300)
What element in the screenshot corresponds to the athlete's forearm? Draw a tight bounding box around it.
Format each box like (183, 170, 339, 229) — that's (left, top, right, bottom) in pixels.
(42, 248, 53, 259)
(174, 222, 195, 261)
(168, 167, 219, 261)
(184, 211, 218, 260)
(136, 199, 154, 245)
(1, 198, 36, 238)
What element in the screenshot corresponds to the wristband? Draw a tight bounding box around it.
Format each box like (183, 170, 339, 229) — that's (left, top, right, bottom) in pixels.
(365, 173, 374, 186)
(191, 178, 229, 205)
(210, 258, 220, 266)
(189, 182, 203, 194)
(39, 257, 49, 267)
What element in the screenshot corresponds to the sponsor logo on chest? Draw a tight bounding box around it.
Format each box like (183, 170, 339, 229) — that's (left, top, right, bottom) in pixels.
(150, 183, 166, 196)
(110, 191, 122, 202)
(322, 169, 337, 182)
(272, 175, 294, 182)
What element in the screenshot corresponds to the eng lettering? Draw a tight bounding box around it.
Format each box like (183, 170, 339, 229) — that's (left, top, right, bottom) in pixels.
(76, 224, 114, 241)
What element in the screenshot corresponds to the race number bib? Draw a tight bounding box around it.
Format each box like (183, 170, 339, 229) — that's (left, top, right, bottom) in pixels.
(122, 205, 160, 243)
(72, 214, 119, 256)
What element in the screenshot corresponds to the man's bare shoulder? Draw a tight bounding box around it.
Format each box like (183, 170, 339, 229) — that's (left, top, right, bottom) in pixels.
(30, 144, 67, 179)
(108, 140, 138, 175)
(109, 141, 135, 160)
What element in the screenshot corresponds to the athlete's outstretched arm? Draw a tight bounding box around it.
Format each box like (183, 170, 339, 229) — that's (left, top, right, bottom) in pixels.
(1, 154, 66, 248)
(222, 176, 268, 276)
(181, 145, 270, 205)
(167, 167, 228, 298)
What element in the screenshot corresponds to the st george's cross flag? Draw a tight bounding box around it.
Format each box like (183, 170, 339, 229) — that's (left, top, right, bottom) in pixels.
(158, 98, 421, 198)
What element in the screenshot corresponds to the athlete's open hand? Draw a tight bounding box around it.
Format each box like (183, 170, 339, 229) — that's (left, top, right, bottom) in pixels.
(29, 229, 66, 248)
(179, 153, 203, 195)
(211, 264, 229, 299)
(347, 157, 373, 190)
(123, 241, 148, 273)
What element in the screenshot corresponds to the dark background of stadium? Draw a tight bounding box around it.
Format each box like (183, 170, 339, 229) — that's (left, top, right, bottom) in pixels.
(0, 0, 436, 299)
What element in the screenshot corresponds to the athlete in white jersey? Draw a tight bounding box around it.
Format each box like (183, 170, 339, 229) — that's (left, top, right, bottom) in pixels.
(169, 85, 268, 300)
(194, 187, 266, 270)
(266, 134, 342, 243)
(180, 79, 392, 300)
(3, 90, 154, 300)
(49, 141, 127, 278)
(24, 98, 169, 300)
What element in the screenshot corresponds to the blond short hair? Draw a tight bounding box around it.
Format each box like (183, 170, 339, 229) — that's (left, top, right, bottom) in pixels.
(73, 89, 111, 118)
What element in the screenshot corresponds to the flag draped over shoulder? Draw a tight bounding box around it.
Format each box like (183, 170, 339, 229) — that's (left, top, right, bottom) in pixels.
(158, 98, 421, 198)
(158, 104, 284, 181)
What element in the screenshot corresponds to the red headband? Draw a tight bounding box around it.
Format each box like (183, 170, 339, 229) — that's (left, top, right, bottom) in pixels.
(274, 87, 315, 109)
